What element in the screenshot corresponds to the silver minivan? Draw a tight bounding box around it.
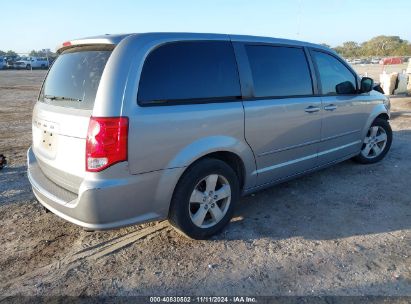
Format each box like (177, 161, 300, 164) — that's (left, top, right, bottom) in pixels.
(28, 33, 392, 239)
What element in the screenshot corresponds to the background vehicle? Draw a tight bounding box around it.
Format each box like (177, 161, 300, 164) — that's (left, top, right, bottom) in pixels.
(371, 57, 380, 64)
(27, 33, 392, 239)
(6, 61, 14, 69)
(4, 55, 19, 69)
(14, 56, 49, 69)
(33, 57, 50, 69)
(14, 61, 27, 69)
(380, 57, 403, 65)
(0, 57, 6, 69)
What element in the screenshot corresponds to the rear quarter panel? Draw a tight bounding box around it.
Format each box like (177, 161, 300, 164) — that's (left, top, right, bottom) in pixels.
(127, 103, 255, 182)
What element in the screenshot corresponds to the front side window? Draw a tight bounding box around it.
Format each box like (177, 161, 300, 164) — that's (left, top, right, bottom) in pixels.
(138, 41, 241, 105)
(246, 45, 313, 98)
(312, 50, 357, 95)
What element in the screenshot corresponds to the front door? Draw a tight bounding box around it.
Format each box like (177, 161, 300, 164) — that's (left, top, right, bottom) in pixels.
(241, 44, 322, 186)
(310, 50, 367, 164)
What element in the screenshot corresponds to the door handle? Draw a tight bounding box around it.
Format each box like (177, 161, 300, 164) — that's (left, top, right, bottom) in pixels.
(324, 104, 337, 111)
(304, 106, 320, 113)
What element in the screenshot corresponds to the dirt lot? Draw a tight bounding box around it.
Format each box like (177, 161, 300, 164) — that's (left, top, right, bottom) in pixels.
(354, 63, 408, 80)
(0, 70, 410, 297)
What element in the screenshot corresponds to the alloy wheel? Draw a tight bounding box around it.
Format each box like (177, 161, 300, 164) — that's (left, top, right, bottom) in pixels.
(188, 174, 231, 228)
(360, 126, 387, 159)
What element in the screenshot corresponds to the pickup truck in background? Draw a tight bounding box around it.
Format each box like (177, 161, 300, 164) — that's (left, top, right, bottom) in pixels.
(14, 57, 49, 69)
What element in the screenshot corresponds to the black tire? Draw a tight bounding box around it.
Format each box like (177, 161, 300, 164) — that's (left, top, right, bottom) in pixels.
(26, 64, 31, 70)
(353, 118, 392, 164)
(169, 158, 240, 239)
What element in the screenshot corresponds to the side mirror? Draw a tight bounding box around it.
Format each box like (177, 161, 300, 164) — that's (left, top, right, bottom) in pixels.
(360, 77, 374, 93)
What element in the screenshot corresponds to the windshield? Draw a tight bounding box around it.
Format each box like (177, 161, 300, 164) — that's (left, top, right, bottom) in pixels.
(39, 45, 113, 109)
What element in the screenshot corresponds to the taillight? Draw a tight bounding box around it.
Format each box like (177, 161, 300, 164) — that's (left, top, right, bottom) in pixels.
(86, 117, 129, 172)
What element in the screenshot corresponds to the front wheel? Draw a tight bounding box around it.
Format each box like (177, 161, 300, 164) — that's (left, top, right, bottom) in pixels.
(353, 118, 392, 164)
(169, 158, 240, 239)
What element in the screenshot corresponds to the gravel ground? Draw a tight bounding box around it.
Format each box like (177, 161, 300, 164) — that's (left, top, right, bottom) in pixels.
(0, 70, 410, 297)
(354, 63, 408, 80)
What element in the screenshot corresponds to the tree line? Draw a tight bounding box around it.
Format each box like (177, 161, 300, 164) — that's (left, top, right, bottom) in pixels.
(322, 35, 411, 58)
(1, 35, 410, 60)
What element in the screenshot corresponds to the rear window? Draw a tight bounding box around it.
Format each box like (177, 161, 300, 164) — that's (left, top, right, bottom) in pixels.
(39, 45, 113, 109)
(246, 45, 313, 98)
(138, 41, 241, 105)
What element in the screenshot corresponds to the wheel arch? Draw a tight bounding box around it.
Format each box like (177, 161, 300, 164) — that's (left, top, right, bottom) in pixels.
(168, 149, 251, 208)
(361, 104, 390, 139)
(164, 135, 257, 191)
(354, 110, 392, 164)
(376, 113, 389, 121)
(187, 151, 246, 190)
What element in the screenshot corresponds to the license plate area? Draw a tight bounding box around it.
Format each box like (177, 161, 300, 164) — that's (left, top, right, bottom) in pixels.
(41, 129, 55, 152)
(34, 118, 59, 158)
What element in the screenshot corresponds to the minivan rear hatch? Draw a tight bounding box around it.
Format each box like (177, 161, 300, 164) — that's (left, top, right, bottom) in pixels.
(32, 45, 114, 193)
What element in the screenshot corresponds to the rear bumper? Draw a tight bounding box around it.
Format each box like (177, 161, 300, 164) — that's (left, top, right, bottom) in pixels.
(27, 147, 182, 230)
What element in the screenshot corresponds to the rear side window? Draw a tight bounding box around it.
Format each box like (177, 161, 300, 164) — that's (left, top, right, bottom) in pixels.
(311, 50, 357, 95)
(138, 41, 241, 105)
(246, 45, 313, 98)
(39, 45, 113, 110)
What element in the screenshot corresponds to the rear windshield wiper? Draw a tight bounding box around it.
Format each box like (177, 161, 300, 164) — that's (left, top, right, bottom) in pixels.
(44, 95, 82, 102)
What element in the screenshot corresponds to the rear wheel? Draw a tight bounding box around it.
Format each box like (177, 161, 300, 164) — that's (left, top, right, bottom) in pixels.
(169, 158, 239, 239)
(26, 64, 31, 70)
(353, 118, 392, 164)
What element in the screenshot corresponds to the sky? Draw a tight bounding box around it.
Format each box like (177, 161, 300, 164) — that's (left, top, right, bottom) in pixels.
(1, 0, 411, 54)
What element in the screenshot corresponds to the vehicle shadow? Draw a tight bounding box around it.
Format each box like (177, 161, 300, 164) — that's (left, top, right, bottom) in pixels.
(222, 129, 411, 241)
